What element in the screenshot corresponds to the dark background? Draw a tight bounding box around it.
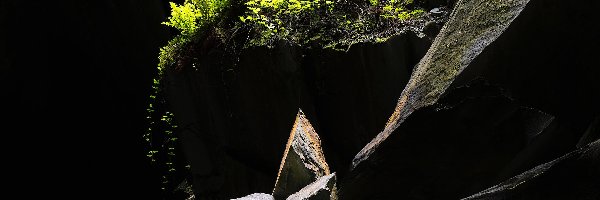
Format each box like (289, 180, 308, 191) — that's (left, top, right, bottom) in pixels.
(1, 1, 179, 198)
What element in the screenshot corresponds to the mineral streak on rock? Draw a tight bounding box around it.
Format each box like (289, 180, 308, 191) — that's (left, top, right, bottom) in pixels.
(462, 139, 600, 200)
(462, 158, 564, 200)
(286, 173, 337, 200)
(352, 0, 531, 170)
(273, 109, 331, 199)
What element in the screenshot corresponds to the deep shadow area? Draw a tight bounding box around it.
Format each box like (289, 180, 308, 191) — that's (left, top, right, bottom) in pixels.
(1, 1, 172, 198)
(340, 80, 598, 199)
(452, 0, 600, 134)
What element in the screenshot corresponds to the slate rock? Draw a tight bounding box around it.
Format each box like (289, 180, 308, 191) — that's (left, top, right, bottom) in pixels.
(273, 110, 332, 199)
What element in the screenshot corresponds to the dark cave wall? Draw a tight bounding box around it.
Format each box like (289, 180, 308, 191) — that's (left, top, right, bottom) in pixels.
(303, 33, 430, 178)
(165, 32, 430, 198)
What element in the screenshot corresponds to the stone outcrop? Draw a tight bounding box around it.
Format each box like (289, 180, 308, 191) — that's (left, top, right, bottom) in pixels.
(352, 0, 532, 170)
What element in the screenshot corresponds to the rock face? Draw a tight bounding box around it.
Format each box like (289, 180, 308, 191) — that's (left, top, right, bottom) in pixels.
(302, 33, 430, 176)
(273, 110, 332, 199)
(463, 140, 600, 200)
(164, 32, 429, 198)
(159, 0, 600, 199)
(352, 0, 532, 169)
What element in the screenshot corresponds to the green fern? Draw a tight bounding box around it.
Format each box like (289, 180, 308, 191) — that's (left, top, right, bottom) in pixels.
(159, 0, 230, 70)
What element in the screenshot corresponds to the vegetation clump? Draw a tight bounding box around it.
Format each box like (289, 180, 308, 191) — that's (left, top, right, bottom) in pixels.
(159, 0, 230, 71)
(240, 0, 427, 48)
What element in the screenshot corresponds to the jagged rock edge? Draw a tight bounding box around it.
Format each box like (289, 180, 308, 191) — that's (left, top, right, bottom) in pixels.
(351, 0, 532, 170)
(461, 139, 600, 199)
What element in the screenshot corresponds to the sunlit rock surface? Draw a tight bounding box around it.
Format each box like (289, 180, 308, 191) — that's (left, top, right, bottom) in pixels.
(232, 193, 275, 200)
(353, 0, 532, 169)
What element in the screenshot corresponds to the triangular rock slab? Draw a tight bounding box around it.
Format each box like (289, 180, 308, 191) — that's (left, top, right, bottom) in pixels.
(273, 110, 331, 199)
